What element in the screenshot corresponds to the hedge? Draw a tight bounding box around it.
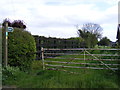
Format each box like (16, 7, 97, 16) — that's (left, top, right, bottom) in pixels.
(6, 28, 36, 71)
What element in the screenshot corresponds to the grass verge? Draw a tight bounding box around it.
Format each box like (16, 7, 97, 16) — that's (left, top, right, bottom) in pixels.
(2, 61, 119, 88)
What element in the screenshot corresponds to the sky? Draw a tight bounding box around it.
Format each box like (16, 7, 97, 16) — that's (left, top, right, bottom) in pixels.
(0, 0, 119, 41)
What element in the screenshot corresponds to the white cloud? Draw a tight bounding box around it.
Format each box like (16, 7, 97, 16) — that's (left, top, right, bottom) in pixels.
(0, 0, 119, 41)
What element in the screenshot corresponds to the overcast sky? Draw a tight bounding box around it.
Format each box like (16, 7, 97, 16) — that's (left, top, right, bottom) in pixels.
(0, 0, 119, 41)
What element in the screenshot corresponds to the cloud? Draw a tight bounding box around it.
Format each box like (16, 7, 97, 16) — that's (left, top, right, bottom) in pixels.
(0, 0, 119, 41)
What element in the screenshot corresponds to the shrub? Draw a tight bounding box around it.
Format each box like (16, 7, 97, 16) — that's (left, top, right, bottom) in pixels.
(2, 66, 20, 85)
(4, 28, 36, 71)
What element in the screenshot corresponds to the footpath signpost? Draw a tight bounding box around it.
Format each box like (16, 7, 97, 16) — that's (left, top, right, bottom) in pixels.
(3, 22, 14, 67)
(7, 27, 14, 32)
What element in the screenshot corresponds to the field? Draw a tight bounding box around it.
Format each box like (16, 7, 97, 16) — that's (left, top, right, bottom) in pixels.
(2, 48, 120, 88)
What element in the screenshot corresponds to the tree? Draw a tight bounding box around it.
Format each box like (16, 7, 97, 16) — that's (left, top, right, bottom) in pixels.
(82, 23, 103, 39)
(11, 20, 26, 29)
(77, 23, 102, 48)
(117, 24, 120, 45)
(2, 19, 26, 29)
(2, 18, 12, 27)
(98, 37, 110, 46)
(78, 29, 98, 48)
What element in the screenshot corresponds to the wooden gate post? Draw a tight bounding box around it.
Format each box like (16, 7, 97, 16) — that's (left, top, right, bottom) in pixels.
(84, 49, 85, 61)
(41, 47, 45, 70)
(3, 22, 8, 67)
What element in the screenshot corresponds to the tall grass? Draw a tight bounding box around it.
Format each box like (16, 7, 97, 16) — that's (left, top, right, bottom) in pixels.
(2, 60, 119, 88)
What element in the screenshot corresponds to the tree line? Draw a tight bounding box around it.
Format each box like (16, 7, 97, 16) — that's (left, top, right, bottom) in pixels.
(33, 22, 117, 49)
(2, 19, 119, 48)
(1, 18, 120, 71)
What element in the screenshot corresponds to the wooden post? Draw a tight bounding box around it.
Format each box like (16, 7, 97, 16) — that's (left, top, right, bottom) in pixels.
(41, 47, 45, 70)
(3, 22, 8, 67)
(84, 49, 85, 61)
(83, 49, 86, 72)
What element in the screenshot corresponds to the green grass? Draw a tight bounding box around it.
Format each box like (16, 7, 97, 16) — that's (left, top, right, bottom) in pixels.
(2, 62, 119, 88)
(2, 49, 120, 88)
(2, 66, 119, 88)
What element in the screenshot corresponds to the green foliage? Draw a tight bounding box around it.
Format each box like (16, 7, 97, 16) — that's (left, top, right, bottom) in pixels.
(3, 67, 119, 88)
(78, 30, 98, 48)
(2, 66, 20, 85)
(68, 37, 84, 48)
(68, 37, 83, 41)
(98, 37, 110, 46)
(77, 23, 103, 48)
(7, 28, 36, 71)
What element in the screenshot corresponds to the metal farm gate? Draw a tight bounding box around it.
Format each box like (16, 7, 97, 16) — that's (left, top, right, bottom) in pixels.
(41, 48, 120, 73)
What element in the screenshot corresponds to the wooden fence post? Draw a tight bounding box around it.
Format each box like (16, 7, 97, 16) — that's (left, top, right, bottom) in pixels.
(41, 47, 45, 70)
(84, 49, 85, 62)
(84, 49, 86, 72)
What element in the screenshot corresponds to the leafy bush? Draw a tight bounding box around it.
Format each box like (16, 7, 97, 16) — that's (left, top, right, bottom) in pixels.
(2, 66, 20, 85)
(6, 28, 36, 71)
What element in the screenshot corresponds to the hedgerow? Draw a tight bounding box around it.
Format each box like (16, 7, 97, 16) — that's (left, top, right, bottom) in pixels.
(7, 28, 36, 71)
